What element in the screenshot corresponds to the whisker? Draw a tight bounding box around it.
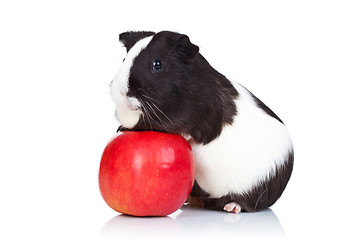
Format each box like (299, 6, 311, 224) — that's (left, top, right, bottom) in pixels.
(137, 98, 153, 130)
(150, 101, 174, 125)
(141, 94, 161, 104)
(143, 100, 170, 132)
(136, 92, 175, 132)
(139, 93, 174, 125)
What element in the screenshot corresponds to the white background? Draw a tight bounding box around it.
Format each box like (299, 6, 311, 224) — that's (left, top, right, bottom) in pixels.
(1, 0, 359, 239)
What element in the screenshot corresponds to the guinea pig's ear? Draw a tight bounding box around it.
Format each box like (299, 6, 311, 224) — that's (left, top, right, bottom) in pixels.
(175, 34, 199, 63)
(119, 31, 155, 52)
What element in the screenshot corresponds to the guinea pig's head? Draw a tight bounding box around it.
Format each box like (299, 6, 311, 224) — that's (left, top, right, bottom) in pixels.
(110, 31, 199, 133)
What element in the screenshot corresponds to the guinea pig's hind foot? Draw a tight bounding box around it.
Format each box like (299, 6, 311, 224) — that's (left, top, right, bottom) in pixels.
(223, 202, 241, 213)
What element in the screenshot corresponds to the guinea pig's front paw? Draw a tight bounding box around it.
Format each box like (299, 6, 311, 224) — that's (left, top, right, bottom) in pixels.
(117, 125, 130, 132)
(223, 202, 242, 214)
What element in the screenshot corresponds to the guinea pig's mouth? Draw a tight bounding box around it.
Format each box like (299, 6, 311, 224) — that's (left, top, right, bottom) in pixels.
(127, 103, 139, 111)
(125, 96, 141, 112)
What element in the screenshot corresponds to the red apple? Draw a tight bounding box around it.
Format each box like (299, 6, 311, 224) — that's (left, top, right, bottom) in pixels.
(99, 131, 195, 216)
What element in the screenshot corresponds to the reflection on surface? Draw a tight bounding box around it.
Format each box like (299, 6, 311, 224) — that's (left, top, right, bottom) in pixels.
(99, 205, 286, 240)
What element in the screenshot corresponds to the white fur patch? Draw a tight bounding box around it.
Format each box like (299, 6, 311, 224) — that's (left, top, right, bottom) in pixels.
(111, 36, 153, 128)
(191, 82, 293, 198)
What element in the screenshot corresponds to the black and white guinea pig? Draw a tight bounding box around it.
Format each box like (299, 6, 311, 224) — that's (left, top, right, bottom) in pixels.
(110, 31, 294, 213)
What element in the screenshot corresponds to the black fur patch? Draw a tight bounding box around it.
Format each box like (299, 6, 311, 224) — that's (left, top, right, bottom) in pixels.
(248, 89, 284, 124)
(123, 31, 239, 144)
(188, 151, 294, 212)
(119, 31, 155, 52)
(190, 181, 210, 198)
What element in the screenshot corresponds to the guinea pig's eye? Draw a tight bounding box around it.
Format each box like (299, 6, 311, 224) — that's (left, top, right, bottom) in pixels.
(152, 60, 162, 71)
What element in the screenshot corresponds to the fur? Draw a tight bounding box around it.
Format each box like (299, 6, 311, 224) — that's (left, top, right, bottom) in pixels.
(111, 35, 154, 128)
(110, 31, 294, 212)
(191, 83, 293, 198)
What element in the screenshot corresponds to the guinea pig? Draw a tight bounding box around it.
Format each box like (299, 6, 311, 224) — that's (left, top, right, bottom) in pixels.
(110, 31, 294, 213)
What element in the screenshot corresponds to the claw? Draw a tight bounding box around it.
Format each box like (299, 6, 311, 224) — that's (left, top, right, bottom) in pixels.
(117, 126, 129, 132)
